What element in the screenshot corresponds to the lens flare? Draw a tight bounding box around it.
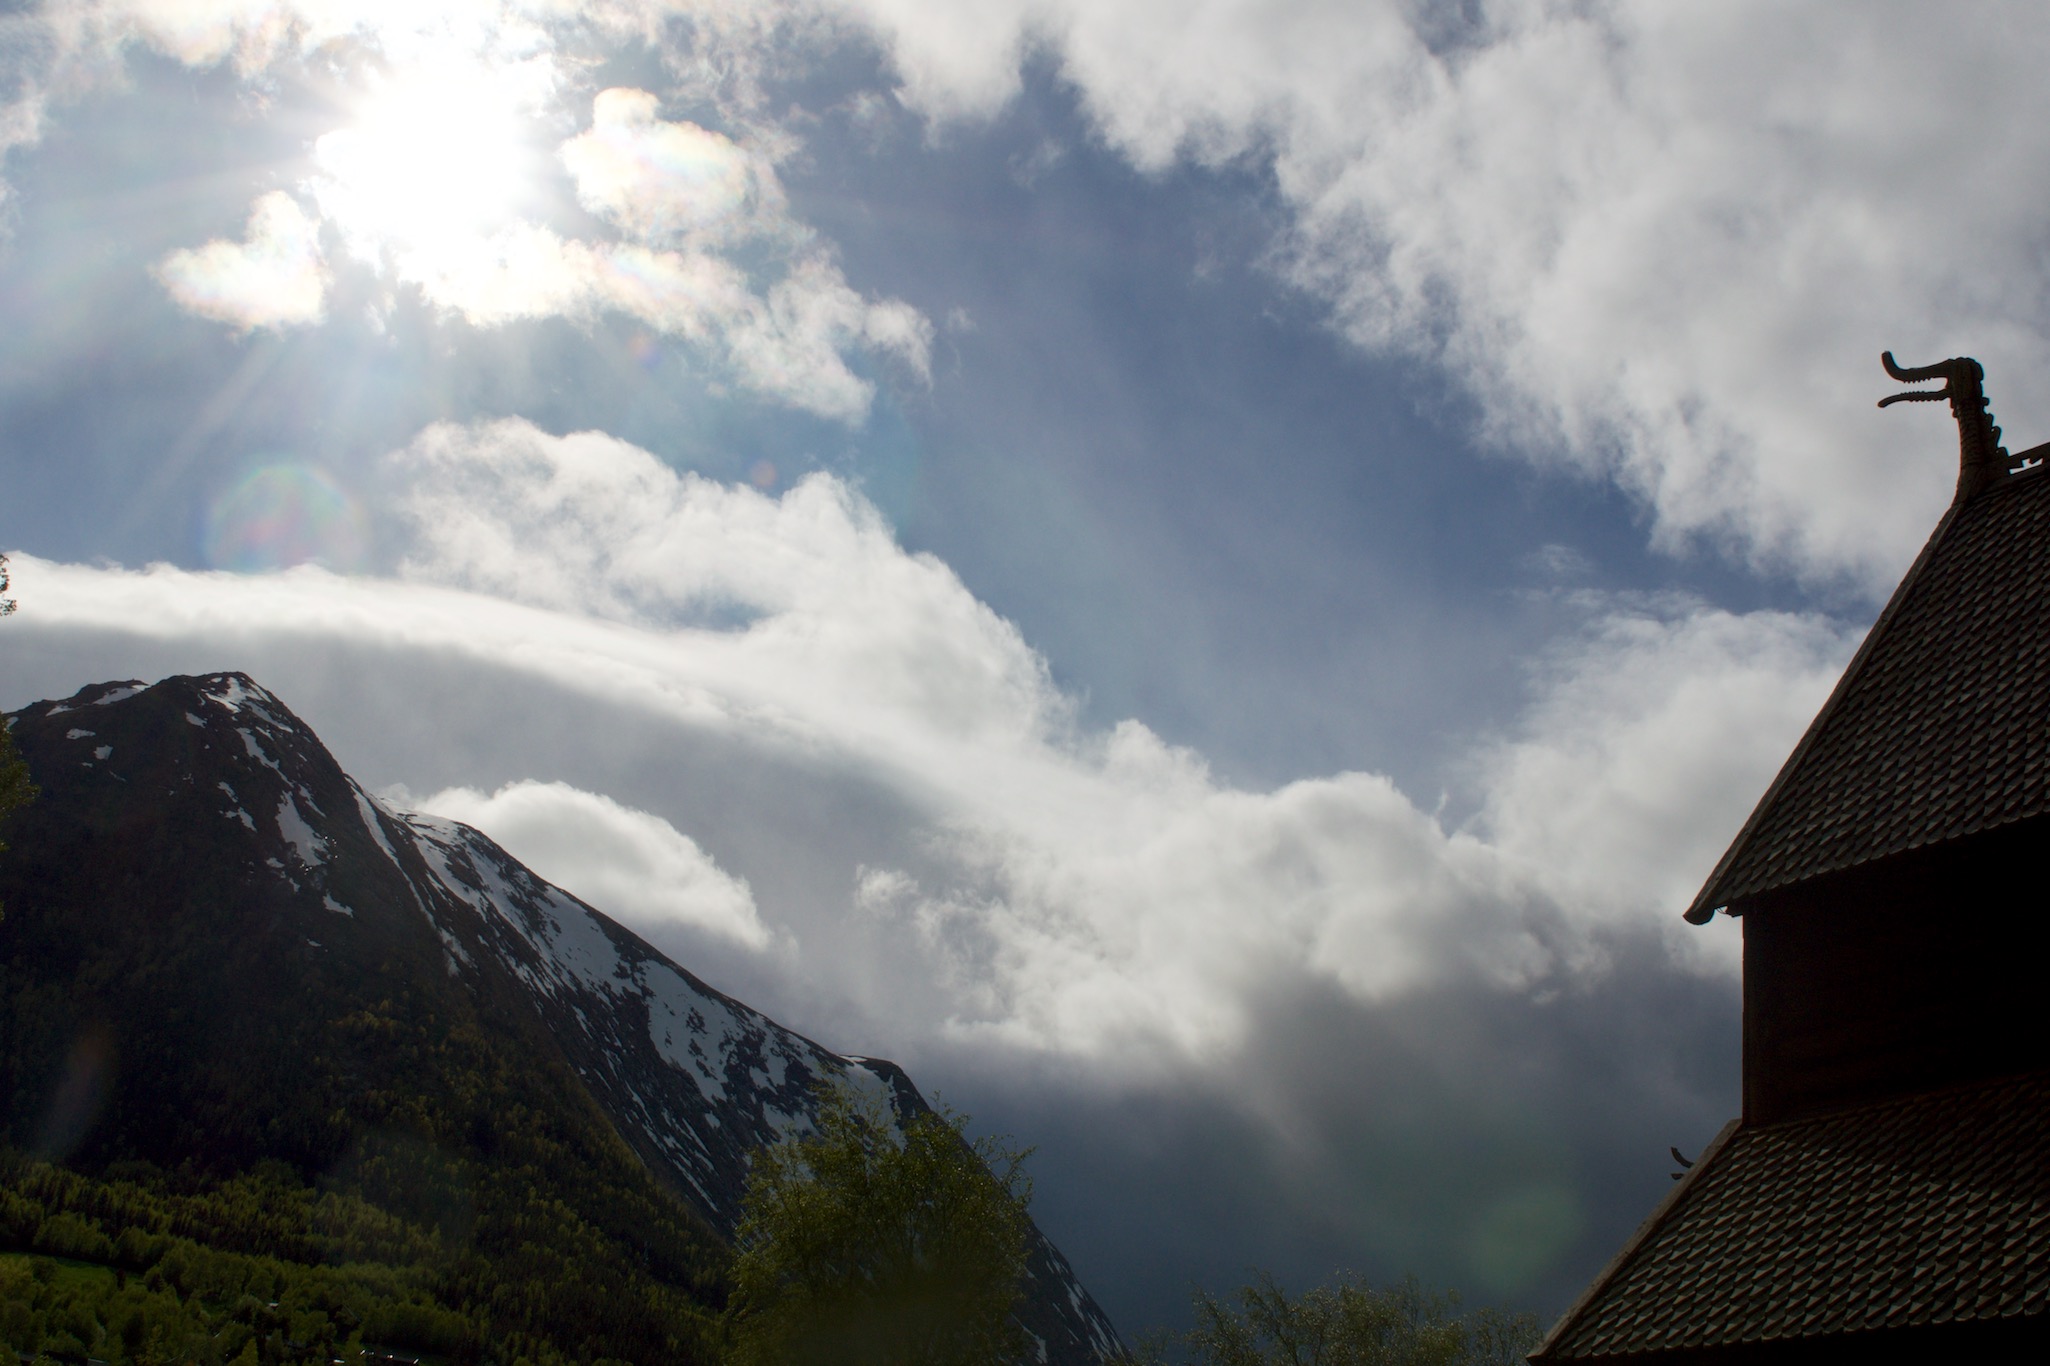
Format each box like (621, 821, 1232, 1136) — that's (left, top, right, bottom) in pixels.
(205, 463, 367, 572)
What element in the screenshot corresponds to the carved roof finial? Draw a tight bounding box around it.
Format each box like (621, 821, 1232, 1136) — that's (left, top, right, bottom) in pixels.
(1878, 352, 2009, 500)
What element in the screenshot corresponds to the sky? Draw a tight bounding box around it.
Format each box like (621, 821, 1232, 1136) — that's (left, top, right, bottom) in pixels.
(0, 0, 2044, 1342)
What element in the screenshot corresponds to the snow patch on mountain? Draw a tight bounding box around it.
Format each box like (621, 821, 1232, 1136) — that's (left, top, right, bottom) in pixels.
(203, 674, 283, 719)
(276, 794, 326, 867)
(349, 781, 410, 879)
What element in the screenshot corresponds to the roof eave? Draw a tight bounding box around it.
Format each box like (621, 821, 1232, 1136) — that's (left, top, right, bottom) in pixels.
(1528, 1116, 1743, 1362)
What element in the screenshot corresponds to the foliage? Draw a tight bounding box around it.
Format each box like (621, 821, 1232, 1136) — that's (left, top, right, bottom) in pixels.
(0, 1144, 718, 1365)
(0, 717, 33, 854)
(726, 1088, 1034, 1366)
(1131, 1271, 1544, 1366)
(0, 1151, 453, 1365)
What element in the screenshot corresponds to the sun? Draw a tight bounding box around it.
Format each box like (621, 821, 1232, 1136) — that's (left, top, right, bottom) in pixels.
(312, 61, 536, 261)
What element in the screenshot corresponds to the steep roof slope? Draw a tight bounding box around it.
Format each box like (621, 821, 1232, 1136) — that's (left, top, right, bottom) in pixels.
(1688, 455, 2050, 919)
(1531, 1070, 2050, 1361)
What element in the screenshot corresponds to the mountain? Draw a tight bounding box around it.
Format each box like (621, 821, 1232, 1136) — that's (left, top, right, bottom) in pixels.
(0, 672, 1122, 1363)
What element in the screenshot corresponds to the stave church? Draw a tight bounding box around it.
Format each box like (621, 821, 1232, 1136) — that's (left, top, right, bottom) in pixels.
(1531, 354, 2050, 1363)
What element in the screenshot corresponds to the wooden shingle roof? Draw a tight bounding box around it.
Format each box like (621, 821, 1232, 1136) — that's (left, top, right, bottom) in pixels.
(1685, 454, 2050, 920)
(1532, 1070, 2050, 1361)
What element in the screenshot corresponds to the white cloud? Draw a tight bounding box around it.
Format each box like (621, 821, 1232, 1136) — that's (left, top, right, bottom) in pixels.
(458, 257, 922, 427)
(813, 0, 2050, 590)
(0, 418, 1825, 1067)
(405, 778, 773, 950)
(1472, 598, 1856, 969)
(383, 418, 1058, 755)
(153, 191, 328, 330)
(828, 0, 1036, 121)
(390, 230, 931, 419)
(0, 91, 46, 171)
(394, 221, 760, 338)
(562, 87, 777, 246)
(475, 87, 929, 412)
(51, 3, 2050, 569)
(723, 253, 934, 407)
(56, 0, 551, 75)
(9, 10, 929, 420)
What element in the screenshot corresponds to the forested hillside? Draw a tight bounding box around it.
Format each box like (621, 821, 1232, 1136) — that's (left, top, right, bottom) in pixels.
(0, 1147, 722, 1363)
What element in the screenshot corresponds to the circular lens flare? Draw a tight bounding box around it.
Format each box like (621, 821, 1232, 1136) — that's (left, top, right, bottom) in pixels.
(206, 463, 367, 572)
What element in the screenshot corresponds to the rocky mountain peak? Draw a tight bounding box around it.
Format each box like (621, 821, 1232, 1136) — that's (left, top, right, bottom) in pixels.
(2, 672, 1122, 1363)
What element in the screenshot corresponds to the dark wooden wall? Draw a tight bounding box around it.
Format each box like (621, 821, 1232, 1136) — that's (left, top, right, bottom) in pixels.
(1740, 814, 2049, 1125)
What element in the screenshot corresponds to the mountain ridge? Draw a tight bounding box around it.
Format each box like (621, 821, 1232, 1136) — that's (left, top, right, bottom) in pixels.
(0, 671, 1120, 1363)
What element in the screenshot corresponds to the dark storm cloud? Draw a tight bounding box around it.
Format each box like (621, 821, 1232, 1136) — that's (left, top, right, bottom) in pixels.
(909, 928, 1740, 1335)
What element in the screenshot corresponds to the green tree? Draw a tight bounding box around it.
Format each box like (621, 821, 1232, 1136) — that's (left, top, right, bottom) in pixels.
(0, 720, 30, 839)
(726, 1087, 1035, 1366)
(1136, 1271, 1543, 1366)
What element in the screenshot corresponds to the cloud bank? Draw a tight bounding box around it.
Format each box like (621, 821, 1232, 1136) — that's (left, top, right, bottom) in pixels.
(2, 418, 1847, 1063)
(0, 415, 1854, 1313)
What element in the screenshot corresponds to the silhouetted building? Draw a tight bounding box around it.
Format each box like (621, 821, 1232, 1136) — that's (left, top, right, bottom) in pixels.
(1531, 355, 2050, 1364)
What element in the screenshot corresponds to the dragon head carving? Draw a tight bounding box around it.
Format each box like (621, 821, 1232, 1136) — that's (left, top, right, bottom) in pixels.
(1878, 352, 2012, 500)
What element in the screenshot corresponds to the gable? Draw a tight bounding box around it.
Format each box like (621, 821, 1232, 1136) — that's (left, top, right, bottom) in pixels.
(1688, 458, 2050, 919)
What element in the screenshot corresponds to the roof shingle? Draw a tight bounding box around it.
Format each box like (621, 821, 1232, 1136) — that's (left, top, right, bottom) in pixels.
(1689, 460, 2050, 917)
(1535, 1071, 2050, 1359)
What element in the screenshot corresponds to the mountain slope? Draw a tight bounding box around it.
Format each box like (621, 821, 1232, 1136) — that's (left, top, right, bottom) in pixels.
(0, 672, 1121, 1363)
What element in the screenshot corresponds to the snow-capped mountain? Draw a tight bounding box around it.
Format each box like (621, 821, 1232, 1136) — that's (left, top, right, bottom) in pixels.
(0, 672, 1122, 1363)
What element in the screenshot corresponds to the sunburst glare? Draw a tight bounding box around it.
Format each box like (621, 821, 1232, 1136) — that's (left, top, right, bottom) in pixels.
(312, 60, 538, 264)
